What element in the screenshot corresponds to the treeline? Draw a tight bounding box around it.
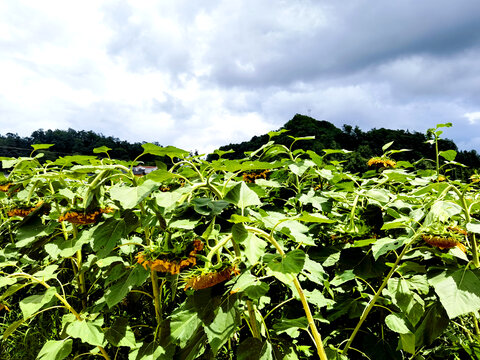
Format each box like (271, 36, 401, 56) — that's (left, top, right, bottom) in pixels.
(214, 114, 480, 179)
(0, 128, 151, 162)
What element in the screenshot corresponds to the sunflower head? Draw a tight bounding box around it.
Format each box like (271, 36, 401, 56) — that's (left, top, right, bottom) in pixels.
(367, 157, 396, 169)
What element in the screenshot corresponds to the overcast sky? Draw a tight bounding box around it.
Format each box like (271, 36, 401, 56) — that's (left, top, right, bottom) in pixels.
(1, 1, 480, 154)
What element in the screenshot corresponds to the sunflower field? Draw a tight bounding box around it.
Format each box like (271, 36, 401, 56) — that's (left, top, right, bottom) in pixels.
(1, 125, 480, 359)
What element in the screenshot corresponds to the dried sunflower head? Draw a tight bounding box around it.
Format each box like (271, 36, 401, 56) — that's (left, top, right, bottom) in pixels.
(367, 157, 396, 169)
(58, 207, 113, 225)
(136, 239, 204, 275)
(183, 265, 239, 291)
(422, 234, 466, 253)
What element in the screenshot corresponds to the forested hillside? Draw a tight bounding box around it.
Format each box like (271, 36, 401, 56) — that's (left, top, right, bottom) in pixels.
(2, 115, 480, 179)
(0, 129, 147, 161)
(215, 114, 480, 179)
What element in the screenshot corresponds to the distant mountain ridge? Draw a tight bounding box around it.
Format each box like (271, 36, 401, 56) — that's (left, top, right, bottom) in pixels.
(1, 114, 479, 179)
(214, 114, 480, 177)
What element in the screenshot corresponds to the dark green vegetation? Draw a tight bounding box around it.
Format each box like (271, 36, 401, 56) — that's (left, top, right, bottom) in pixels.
(215, 114, 480, 180)
(0, 128, 154, 162)
(1, 125, 480, 359)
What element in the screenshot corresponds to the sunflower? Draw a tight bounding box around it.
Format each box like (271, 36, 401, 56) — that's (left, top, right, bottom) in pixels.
(136, 239, 204, 275)
(242, 170, 270, 183)
(367, 157, 396, 169)
(183, 265, 239, 291)
(59, 207, 113, 225)
(7, 201, 45, 218)
(422, 234, 466, 252)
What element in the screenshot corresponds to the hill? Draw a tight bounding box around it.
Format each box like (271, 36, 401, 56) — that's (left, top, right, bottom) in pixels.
(213, 114, 480, 178)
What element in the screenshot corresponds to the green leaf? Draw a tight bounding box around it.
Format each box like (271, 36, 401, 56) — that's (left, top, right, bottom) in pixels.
(105, 318, 137, 348)
(229, 273, 269, 300)
(192, 198, 229, 216)
(429, 269, 480, 318)
(439, 150, 457, 161)
(467, 221, 480, 234)
(204, 302, 239, 354)
(266, 250, 306, 284)
(91, 219, 126, 258)
(93, 146, 112, 154)
(141, 143, 189, 158)
(424, 201, 462, 224)
(32, 144, 54, 151)
(385, 313, 411, 334)
(272, 317, 308, 338)
(399, 332, 416, 354)
(15, 217, 53, 248)
(242, 233, 267, 266)
(37, 339, 73, 360)
(110, 180, 159, 209)
(382, 141, 394, 152)
(169, 302, 202, 348)
(105, 265, 149, 308)
(145, 169, 176, 182)
(372, 237, 406, 261)
(2, 318, 27, 340)
(414, 302, 449, 348)
(296, 212, 335, 224)
(224, 182, 261, 210)
(237, 338, 273, 360)
(365, 189, 390, 204)
(232, 223, 248, 243)
(20, 287, 57, 319)
(330, 270, 355, 287)
(66, 319, 105, 347)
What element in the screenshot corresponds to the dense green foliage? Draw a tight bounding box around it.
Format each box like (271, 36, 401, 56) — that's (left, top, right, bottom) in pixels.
(216, 114, 480, 179)
(0, 129, 152, 162)
(1, 128, 480, 359)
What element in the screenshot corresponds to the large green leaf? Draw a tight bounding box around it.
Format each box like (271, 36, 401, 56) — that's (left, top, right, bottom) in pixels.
(105, 317, 137, 348)
(36, 339, 73, 360)
(192, 198, 229, 216)
(266, 249, 306, 284)
(224, 182, 261, 210)
(169, 302, 203, 348)
(237, 338, 273, 360)
(385, 313, 411, 334)
(429, 269, 480, 318)
(91, 218, 126, 258)
(110, 180, 158, 209)
(272, 317, 308, 338)
(141, 143, 189, 158)
(66, 319, 105, 347)
(204, 302, 239, 354)
(372, 237, 406, 261)
(20, 287, 57, 319)
(242, 233, 267, 266)
(105, 265, 149, 308)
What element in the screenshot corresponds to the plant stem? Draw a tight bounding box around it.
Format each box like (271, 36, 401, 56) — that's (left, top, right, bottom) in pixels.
(246, 300, 261, 339)
(245, 226, 328, 360)
(341, 232, 422, 356)
(151, 270, 162, 326)
(72, 225, 87, 310)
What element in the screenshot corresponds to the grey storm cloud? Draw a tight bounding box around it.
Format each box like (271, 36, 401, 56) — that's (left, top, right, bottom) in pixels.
(1, 0, 480, 153)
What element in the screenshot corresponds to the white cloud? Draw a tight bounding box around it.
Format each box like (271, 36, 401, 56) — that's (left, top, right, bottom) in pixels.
(464, 112, 480, 125)
(0, 0, 480, 154)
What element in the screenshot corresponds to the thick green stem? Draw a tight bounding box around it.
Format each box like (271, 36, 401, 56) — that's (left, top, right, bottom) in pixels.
(72, 225, 87, 310)
(151, 270, 162, 326)
(342, 232, 422, 355)
(245, 226, 328, 360)
(247, 300, 261, 340)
